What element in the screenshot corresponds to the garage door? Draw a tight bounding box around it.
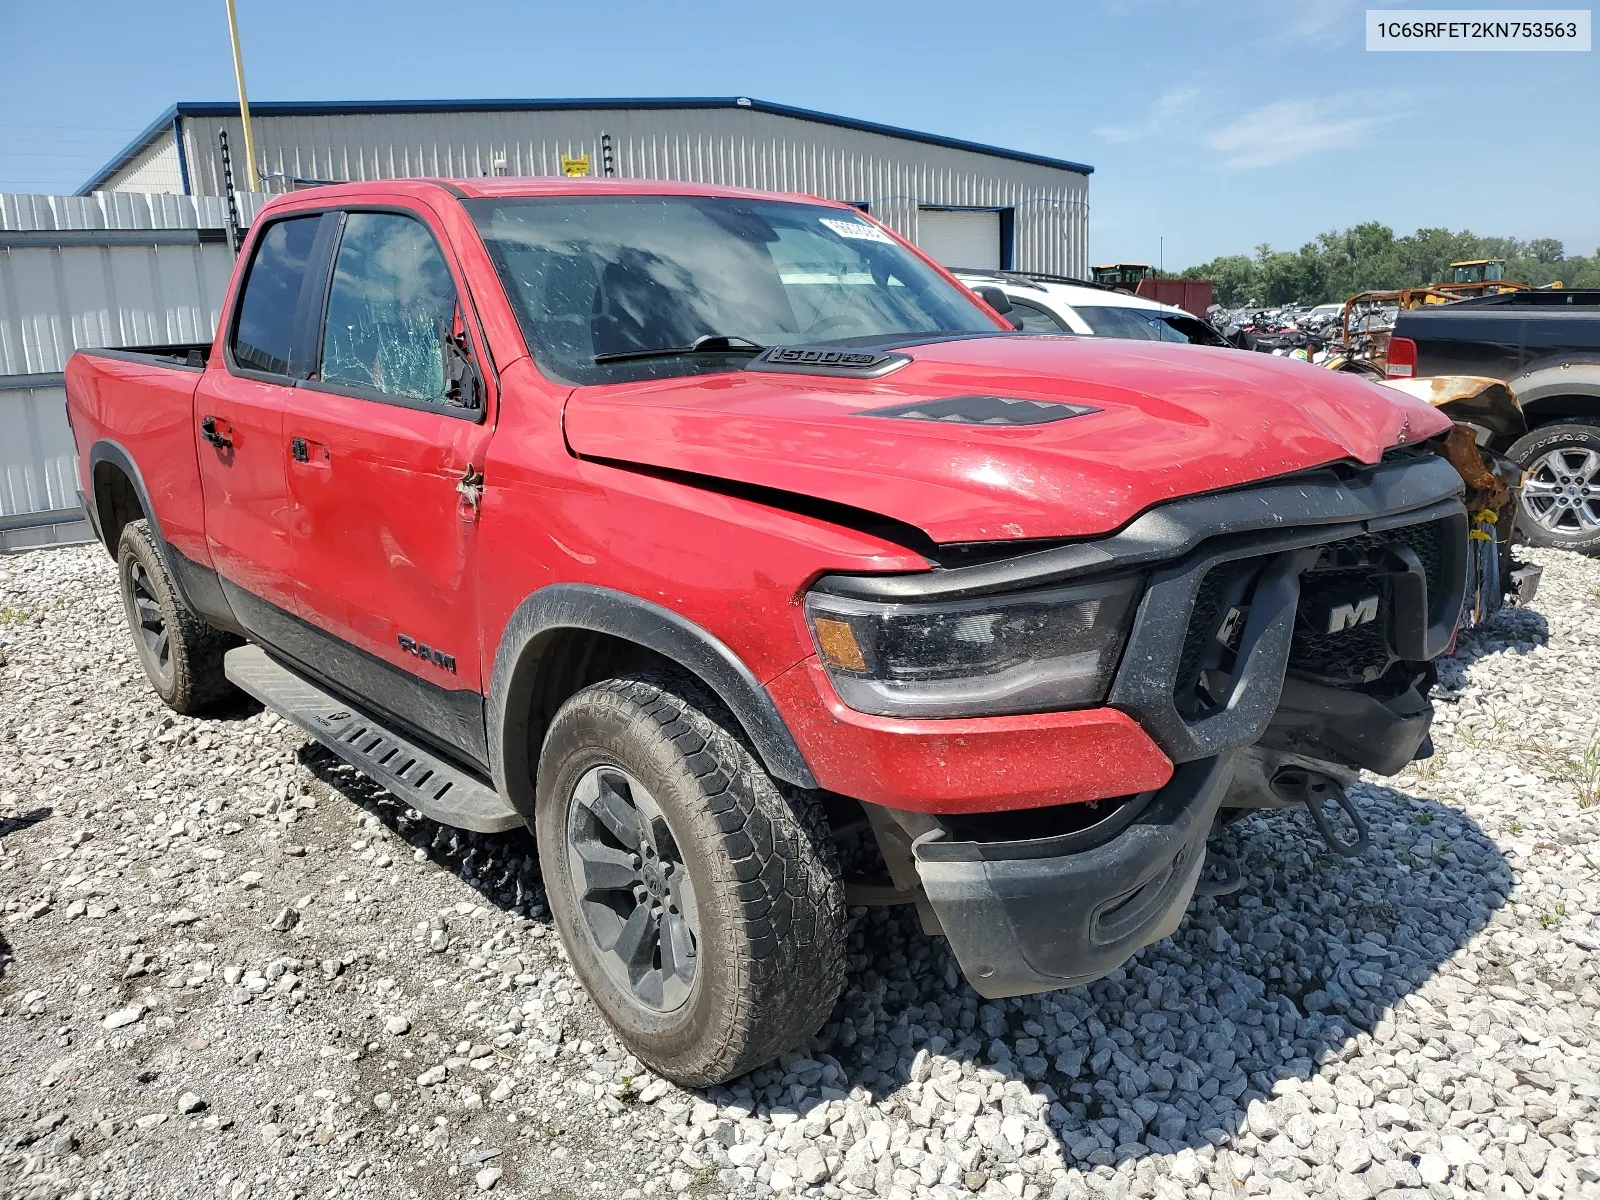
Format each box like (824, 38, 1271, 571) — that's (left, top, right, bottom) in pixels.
(916, 208, 1001, 270)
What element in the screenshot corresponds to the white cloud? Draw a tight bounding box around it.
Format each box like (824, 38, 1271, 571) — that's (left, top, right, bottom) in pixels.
(1094, 86, 1206, 144)
(1204, 97, 1388, 168)
(1269, 0, 1364, 46)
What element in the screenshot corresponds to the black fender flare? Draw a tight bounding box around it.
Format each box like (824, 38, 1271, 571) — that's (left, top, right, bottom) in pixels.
(1510, 354, 1600, 420)
(487, 584, 818, 816)
(88, 440, 175, 566)
(86, 438, 241, 634)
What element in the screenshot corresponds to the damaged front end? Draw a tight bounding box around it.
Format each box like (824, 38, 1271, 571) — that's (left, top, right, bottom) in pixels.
(1384, 375, 1543, 622)
(834, 451, 1471, 999)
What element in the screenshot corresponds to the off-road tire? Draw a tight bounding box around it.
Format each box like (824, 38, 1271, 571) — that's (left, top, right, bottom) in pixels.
(1507, 421, 1600, 554)
(536, 674, 845, 1086)
(116, 520, 238, 713)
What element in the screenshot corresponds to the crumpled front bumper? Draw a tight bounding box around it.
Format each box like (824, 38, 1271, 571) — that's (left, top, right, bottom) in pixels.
(882, 454, 1473, 998)
(916, 756, 1233, 1000)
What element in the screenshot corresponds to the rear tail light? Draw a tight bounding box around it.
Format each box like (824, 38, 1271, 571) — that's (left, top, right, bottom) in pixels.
(1386, 336, 1418, 378)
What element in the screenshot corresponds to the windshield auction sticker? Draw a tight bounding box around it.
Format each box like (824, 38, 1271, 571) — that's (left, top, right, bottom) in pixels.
(820, 217, 897, 245)
(1367, 9, 1590, 49)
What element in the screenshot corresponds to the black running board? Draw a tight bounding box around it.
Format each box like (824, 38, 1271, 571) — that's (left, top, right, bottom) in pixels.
(224, 645, 522, 834)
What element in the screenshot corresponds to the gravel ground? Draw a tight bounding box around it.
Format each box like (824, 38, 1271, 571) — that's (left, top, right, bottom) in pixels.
(1, 543, 1598, 1200)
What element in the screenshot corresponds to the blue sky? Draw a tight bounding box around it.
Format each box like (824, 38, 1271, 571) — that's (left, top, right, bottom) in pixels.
(1, 0, 1594, 268)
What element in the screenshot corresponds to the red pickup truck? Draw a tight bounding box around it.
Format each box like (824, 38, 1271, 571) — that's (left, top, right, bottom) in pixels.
(66, 179, 1465, 1086)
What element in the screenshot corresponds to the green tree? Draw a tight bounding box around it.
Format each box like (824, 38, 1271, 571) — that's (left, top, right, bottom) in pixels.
(1178, 222, 1599, 307)
(1528, 238, 1565, 264)
(1182, 255, 1257, 307)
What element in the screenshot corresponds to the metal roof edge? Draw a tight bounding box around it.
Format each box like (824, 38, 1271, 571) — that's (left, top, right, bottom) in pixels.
(80, 98, 1092, 181)
(75, 104, 181, 196)
(744, 98, 1093, 175)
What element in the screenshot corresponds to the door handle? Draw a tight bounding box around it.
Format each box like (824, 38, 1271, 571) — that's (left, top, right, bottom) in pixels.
(199, 415, 233, 450)
(291, 436, 308, 463)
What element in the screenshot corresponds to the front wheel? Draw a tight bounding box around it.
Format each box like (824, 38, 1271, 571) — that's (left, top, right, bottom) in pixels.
(535, 674, 845, 1086)
(1508, 421, 1600, 553)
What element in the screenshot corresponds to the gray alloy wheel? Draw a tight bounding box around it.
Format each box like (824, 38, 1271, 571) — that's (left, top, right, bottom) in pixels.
(534, 674, 845, 1085)
(115, 519, 239, 713)
(564, 764, 701, 1013)
(1508, 422, 1600, 554)
(126, 558, 175, 689)
(1521, 445, 1600, 537)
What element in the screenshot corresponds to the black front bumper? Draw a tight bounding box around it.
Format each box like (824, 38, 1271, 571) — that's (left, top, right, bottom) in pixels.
(917, 756, 1233, 1000)
(893, 455, 1472, 999)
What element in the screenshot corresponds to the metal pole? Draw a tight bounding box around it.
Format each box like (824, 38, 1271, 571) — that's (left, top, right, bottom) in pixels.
(218, 128, 242, 255)
(1159, 237, 1164, 276)
(224, 0, 260, 193)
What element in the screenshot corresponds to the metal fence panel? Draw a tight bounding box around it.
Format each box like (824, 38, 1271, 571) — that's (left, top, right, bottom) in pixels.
(0, 240, 235, 375)
(0, 384, 76, 520)
(0, 190, 268, 232)
(0, 191, 259, 532)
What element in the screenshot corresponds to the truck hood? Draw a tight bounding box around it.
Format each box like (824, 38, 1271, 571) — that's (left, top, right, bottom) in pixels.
(563, 335, 1451, 543)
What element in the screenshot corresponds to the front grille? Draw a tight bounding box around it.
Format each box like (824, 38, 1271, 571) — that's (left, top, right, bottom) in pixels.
(1315, 519, 1447, 601)
(1288, 516, 1450, 680)
(1172, 515, 1453, 712)
(1172, 560, 1251, 713)
(1288, 564, 1393, 677)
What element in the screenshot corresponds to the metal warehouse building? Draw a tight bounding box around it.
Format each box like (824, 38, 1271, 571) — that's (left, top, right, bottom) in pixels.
(79, 97, 1093, 275)
(0, 97, 1091, 546)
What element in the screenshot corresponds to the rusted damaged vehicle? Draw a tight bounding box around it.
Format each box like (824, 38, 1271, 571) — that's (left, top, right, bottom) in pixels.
(1378, 374, 1540, 625)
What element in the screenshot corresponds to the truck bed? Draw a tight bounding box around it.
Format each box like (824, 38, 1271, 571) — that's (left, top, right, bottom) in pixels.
(1396, 289, 1600, 379)
(65, 343, 215, 568)
(76, 342, 214, 370)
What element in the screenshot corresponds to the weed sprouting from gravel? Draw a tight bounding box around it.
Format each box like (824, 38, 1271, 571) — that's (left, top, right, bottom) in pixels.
(1567, 731, 1600, 807)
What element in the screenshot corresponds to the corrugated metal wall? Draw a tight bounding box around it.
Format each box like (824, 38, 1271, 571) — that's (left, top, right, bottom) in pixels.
(0, 240, 234, 376)
(109, 132, 186, 195)
(0, 385, 77, 526)
(162, 108, 1088, 275)
(7, 100, 1092, 543)
(0, 190, 267, 546)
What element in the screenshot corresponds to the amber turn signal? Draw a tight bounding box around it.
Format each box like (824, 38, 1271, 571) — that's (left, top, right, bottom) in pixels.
(812, 617, 868, 672)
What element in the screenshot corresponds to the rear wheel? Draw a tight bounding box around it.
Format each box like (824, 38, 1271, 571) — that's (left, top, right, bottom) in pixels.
(1509, 421, 1600, 553)
(536, 674, 845, 1086)
(116, 520, 238, 713)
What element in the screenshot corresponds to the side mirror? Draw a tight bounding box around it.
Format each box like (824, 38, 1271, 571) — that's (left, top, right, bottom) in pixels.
(974, 285, 1013, 315)
(444, 329, 483, 410)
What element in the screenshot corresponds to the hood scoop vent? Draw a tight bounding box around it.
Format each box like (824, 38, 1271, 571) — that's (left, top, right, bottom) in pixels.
(862, 395, 1101, 426)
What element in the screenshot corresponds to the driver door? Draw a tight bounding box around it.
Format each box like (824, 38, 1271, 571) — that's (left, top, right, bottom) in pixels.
(282, 203, 497, 767)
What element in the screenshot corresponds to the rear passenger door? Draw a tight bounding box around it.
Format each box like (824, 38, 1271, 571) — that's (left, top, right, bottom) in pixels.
(196, 212, 331, 641)
(282, 205, 497, 767)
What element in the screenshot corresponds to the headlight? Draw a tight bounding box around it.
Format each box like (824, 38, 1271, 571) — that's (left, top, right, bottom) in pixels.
(803, 576, 1142, 719)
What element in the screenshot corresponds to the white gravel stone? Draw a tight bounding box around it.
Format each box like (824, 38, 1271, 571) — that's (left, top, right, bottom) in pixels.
(101, 1004, 144, 1030)
(474, 1165, 503, 1190)
(2, 539, 1598, 1199)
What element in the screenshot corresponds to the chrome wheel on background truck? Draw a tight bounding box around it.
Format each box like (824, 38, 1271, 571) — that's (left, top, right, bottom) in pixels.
(1510, 422, 1600, 553)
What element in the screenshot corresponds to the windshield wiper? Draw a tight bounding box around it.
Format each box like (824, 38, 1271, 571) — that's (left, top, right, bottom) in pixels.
(593, 334, 766, 364)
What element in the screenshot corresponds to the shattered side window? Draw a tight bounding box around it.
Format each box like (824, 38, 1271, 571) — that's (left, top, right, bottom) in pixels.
(320, 212, 459, 402)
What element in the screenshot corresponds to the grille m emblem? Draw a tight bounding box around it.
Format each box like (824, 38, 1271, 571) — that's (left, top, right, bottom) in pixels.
(1326, 595, 1380, 633)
